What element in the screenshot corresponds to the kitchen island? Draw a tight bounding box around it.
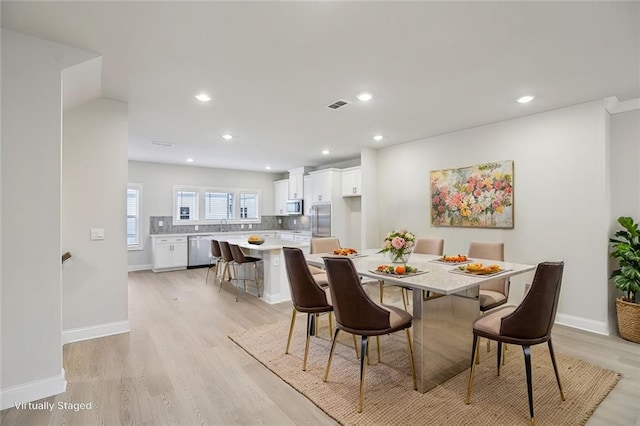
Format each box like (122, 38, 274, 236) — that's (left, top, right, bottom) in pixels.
(223, 237, 309, 304)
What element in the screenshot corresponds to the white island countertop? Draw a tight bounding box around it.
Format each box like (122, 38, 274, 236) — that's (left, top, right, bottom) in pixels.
(226, 237, 309, 251)
(150, 230, 310, 238)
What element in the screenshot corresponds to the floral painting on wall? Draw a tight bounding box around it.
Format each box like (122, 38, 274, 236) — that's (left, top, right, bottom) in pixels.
(430, 160, 514, 228)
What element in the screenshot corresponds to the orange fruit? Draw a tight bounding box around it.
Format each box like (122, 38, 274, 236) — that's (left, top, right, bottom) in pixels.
(395, 265, 406, 274)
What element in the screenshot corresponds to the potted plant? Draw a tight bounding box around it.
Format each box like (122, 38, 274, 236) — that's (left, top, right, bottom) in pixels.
(609, 216, 640, 343)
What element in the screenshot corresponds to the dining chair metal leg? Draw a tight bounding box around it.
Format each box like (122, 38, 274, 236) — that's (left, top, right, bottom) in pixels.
(497, 341, 503, 376)
(323, 328, 341, 382)
(401, 288, 409, 311)
(465, 334, 480, 404)
(405, 328, 417, 390)
(523, 345, 535, 426)
(358, 335, 369, 413)
(352, 334, 359, 358)
(547, 339, 566, 401)
(303, 313, 313, 371)
(254, 263, 261, 298)
(376, 336, 381, 362)
(285, 308, 296, 354)
(328, 312, 334, 340)
(379, 280, 384, 303)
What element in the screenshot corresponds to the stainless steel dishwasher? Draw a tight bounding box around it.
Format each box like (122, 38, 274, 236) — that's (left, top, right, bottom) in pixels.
(188, 235, 215, 268)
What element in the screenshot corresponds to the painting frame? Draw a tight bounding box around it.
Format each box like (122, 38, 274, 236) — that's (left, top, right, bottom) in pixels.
(430, 160, 514, 229)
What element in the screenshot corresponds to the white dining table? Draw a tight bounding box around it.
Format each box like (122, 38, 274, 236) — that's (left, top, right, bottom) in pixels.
(306, 249, 536, 393)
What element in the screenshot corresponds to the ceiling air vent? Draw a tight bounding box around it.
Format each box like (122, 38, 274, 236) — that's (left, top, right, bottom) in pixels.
(151, 141, 174, 148)
(327, 99, 351, 110)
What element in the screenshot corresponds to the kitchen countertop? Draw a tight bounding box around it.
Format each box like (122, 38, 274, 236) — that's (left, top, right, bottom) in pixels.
(150, 230, 311, 238)
(226, 237, 309, 251)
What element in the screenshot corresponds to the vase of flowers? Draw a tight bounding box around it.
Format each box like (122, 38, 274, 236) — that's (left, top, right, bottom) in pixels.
(379, 230, 416, 264)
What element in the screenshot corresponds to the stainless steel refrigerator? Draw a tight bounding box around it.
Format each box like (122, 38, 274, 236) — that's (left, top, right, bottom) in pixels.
(311, 203, 332, 237)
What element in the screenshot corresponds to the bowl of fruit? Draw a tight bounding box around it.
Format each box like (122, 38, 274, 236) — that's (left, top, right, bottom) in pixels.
(247, 235, 265, 245)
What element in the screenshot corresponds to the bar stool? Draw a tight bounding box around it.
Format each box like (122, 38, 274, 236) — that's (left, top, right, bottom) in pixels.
(218, 241, 236, 295)
(229, 243, 262, 302)
(205, 239, 223, 285)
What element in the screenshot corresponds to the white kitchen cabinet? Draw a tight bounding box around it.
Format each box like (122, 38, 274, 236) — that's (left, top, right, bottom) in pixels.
(310, 168, 341, 203)
(341, 166, 362, 197)
(274, 179, 289, 215)
(303, 175, 312, 215)
(278, 232, 296, 241)
(288, 167, 306, 200)
(294, 234, 310, 243)
(152, 236, 188, 272)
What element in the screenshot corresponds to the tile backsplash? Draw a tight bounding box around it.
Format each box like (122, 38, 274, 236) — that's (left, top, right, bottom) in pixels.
(150, 215, 310, 235)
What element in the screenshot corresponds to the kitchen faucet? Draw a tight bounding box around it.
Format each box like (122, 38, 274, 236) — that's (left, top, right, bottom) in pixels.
(220, 219, 229, 232)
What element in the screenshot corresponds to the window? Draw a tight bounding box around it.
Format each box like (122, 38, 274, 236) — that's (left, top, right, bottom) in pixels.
(127, 184, 142, 250)
(239, 192, 259, 220)
(205, 191, 234, 220)
(175, 190, 199, 222)
(173, 185, 261, 225)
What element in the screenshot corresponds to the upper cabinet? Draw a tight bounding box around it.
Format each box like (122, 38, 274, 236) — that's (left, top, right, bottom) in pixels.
(310, 168, 342, 203)
(303, 175, 312, 215)
(288, 166, 309, 199)
(341, 166, 362, 197)
(274, 179, 289, 215)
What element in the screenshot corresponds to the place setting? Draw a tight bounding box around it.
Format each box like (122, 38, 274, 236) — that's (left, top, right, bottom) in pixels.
(430, 254, 474, 265)
(448, 262, 512, 277)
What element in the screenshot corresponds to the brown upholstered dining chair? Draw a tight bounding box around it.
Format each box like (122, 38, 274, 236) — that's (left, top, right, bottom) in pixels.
(308, 237, 342, 286)
(217, 241, 236, 293)
(283, 247, 334, 371)
(379, 237, 444, 310)
(465, 261, 565, 426)
(322, 256, 417, 413)
(205, 239, 223, 285)
(468, 241, 510, 356)
(229, 243, 262, 302)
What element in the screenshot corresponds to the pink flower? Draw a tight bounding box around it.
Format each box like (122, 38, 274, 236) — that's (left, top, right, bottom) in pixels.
(474, 189, 482, 197)
(433, 195, 440, 204)
(391, 236, 405, 249)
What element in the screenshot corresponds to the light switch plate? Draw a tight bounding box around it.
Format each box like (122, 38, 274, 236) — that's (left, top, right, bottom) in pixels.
(90, 228, 105, 240)
(195, 225, 199, 231)
(159, 220, 164, 227)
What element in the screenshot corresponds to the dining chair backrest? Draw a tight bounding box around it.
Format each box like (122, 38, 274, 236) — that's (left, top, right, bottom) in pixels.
(413, 238, 444, 255)
(211, 239, 222, 258)
(310, 237, 341, 254)
(219, 241, 235, 263)
(500, 261, 564, 341)
(323, 257, 390, 332)
(283, 247, 330, 311)
(468, 241, 507, 294)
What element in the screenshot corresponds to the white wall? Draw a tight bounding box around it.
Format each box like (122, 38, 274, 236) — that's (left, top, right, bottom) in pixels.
(609, 109, 640, 332)
(127, 161, 277, 268)
(1, 29, 98, 408)
(61, 99, 129, 342)
(375, 100, 611, 334)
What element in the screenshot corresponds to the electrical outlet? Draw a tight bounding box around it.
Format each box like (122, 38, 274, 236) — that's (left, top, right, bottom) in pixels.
(294, 219, 297, 225)
(159, 220, 163, 227)
(195, 225, 198, 231)
(248, 224, 252, 229)
(278, 218, 282, 224)
(241, 224, 245, 229)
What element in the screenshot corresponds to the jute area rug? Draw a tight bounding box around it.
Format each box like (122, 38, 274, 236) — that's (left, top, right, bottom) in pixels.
(230, 315, 619, 425)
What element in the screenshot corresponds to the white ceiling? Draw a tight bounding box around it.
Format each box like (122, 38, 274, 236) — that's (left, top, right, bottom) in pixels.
(2, 1, 639, 173)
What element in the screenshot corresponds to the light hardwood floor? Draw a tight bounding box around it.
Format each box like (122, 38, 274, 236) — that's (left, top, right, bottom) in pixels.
(1, 268, 639, 425)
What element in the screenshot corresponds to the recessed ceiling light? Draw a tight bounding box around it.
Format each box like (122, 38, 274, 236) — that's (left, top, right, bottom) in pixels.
(195, 93, 211, 102)
(186, 158, 194, 163)
(357, 93, 373, 101)
(265, 165, 271, 170)
(373, 135, 383, 141)
(222, 134, 233, 140)
(516, 95, 535, 103)
(322, 150, 330, 155)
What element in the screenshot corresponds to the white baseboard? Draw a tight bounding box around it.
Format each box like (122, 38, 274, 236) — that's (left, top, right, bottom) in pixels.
(555, 313, 609, 335)
(0, 369, 66, 410)
(62, 320, 130, 344)
(128, 263, 151, 272)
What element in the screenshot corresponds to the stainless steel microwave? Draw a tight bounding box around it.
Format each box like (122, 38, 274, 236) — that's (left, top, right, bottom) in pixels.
(286, 199, 303, 215)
